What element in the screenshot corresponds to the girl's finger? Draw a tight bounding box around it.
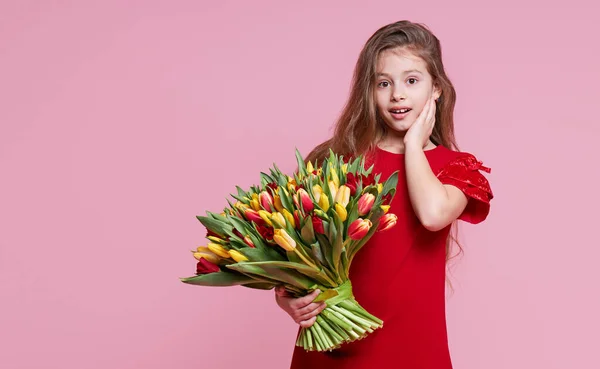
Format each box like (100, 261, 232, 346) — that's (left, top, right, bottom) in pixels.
(297, 303, 327, 322)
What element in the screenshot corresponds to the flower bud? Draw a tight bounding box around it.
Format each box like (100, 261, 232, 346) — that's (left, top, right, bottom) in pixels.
(244, 208, 264, 225)
(229, 249, 249, 263)
(306, 161, 315, 173)
(207, 242, 231, 258)
(259, 191, 274, 211)
(282, 209, 295, 228)
(334, 185, 350, 207)
(273, 195, 284, 213)
(357, 193, 376, 216)
(328, 180, 338, 201)
(377, 213, 398, 232)
(273, 229, 296, 251)
(334, 203, 347, 222)
(243, 235, 256, 248)
(297, 188, 314, 213)
(318, 193, 330, 212)
(258, 210, 273, 226)
(312, 184, 323, 203)
(380, 205, 390, 214)
(271, 212, 287, 228)
(193, 251, 220, 264)
(250, 193, 261, 211)
(348, 219, 372, 240)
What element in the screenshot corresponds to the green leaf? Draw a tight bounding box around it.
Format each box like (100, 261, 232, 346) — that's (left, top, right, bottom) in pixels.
(180, 272, 256, 286)
(226, 263, 315, 290)
(381, 171, 399, 196)
(196, 215, 231, 238)
(295, 148, 307, 177)
(243, 282, 276, 290)
(236, 185, 247, 198)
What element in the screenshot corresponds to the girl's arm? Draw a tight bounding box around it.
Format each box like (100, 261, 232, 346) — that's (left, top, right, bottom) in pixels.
(405, 143, 468, 232)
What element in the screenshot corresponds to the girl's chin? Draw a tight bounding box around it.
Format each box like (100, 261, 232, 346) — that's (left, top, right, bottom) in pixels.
(383, 119, 412, 133)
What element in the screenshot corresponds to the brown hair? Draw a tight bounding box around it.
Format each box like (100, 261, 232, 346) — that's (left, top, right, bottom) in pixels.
(305, 20, 463, 292)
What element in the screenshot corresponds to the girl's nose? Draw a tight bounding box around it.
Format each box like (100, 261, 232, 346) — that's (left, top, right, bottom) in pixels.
(392, 88, 405, 101)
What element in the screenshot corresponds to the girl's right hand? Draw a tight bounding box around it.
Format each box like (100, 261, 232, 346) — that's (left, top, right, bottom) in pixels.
(274, 286, 327, 328)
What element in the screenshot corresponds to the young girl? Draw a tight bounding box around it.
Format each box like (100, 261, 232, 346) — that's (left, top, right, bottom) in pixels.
(275, 20, 493, 368)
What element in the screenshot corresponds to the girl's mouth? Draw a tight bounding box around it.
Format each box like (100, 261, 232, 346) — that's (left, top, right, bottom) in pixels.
(389, 108, 411, 119)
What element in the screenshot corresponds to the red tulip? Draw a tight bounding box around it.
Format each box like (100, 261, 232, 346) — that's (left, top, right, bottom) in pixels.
(377, 213, 398, 232)
(244, 208, 265, 225)
(256, 225, 274, 243)
(357, 193, 376, 216)
(312, 216, 325, 234)
(259, 191, 274, 211)
(348, 218, 372, 240)
(243, 235, 256, 248)
(297, 188, 314, 213)
(196, 258, 220, 275)
(345, 173, 358, 196)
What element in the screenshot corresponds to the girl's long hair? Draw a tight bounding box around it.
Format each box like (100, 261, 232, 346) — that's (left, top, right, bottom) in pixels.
(305, 20, 463, 292)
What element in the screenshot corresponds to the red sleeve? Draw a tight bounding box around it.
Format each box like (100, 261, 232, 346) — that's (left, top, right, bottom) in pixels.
(436, 153, 494, 224)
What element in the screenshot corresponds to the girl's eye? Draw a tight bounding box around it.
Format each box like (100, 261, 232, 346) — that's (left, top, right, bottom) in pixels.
(378, 81, 390, 88)
(407, 78, 418, 84)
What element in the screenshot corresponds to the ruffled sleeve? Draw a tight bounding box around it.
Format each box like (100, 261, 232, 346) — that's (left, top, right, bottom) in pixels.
(436, 153, 494, 224)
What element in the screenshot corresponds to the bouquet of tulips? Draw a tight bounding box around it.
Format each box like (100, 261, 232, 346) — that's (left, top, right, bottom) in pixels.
(181, 149, 399, 352)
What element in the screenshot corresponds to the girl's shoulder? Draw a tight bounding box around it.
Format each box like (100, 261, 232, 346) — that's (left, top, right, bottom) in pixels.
(433, 145, 494, 224)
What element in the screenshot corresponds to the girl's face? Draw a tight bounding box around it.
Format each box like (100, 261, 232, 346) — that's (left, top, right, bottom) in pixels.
(374, 48, 441, 134)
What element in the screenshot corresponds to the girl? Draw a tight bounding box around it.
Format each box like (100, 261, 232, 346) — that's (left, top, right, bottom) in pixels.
(275, 20, 494, 368)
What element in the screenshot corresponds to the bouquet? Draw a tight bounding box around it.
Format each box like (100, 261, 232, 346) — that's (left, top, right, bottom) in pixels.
(181, 149, 399, 351)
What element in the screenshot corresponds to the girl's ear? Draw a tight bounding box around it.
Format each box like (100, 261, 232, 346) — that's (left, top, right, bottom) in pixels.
(433, 83, 442, 101)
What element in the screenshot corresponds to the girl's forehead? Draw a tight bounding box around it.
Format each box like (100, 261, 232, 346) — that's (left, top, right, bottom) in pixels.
(376, 48, 427, 73)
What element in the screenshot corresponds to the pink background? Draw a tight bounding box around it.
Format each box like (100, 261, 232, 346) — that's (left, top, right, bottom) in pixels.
(1, 1, 598, 368)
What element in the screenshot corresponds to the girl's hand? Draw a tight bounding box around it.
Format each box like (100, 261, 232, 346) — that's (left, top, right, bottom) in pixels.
(404, 95, 437, 149)
(274, 286, 327, 328)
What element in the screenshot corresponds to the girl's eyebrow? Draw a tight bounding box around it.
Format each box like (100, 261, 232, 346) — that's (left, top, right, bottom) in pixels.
(376, 69, 423, 77)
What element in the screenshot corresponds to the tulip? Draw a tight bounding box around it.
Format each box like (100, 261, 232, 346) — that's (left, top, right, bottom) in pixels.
(256, 225, 274, 242)
(243, 235, 256, 248)
(207, 235, 227, 245)
(196, 258, 220, 274)
(348, 218, 372, 240)
(273, 195, 284, 213)
(229, 249, 249, 263)
(193, 251, 220, 264)
(357, 193, 376, 216)
(244, 208, 264, 225)
(312, 216, 325, 234)
(380, 205, 390, 214)
(378, 213, 398, 232)
(334, 203, 347, 222)
(341, 163, 348, 174)
(328, 180, 338, 201)
(306, 161, 315, 173)
(250, 193, 261, 211)
(297, 188, 314, 213)
(314, 209, 329, 220)
(330, 164, 340, 187)
(207, 242, 231, 258)
(282, 209, 295, 228)
(258, 210, 273, 226)
(318, 193, 330, 212)
(271, 212, 287, 228)
(345, 173, 358, 196)
(312, 184, 323, 203)
(259, 191, 274, 211)
(377, 183, 383, 193)
(335, 185, 351, 207)
(273, 229, 296, 251)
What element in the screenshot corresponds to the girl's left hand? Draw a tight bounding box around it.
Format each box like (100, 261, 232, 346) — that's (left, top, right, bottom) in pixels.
(404, 95, 436, 149)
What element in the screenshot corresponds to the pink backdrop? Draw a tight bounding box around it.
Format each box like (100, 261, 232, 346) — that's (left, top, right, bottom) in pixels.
(1, 1, 598, 368)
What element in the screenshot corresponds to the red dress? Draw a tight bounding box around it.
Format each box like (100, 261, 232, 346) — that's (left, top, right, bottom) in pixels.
(289, 145, 494, 369)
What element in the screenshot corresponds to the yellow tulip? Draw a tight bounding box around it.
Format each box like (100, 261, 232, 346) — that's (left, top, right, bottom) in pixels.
(334, 185, 350, 207)
(380, 205, 390, 214)
(377, 183, 383, 193)
(335, 203, 347, 221)
(273, 229, 296, 251)
(271, 212, 287, 228)
(229, 249, 249, 263)
(328, 180, 338, 201)
(312, 184, 323, 203)
(306, 161, 314, 173)
(250, 198, 261, 211)
(341, 163, 348, 174)
(273, 195, 284, 212)
(193, 251, 220, 264)
(258, 210, 273, 226)
(207, 243, 230, 258)
(330, 165, 340, 187)
(318, 194, 330, 212)
(282, 209, 295, 228)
